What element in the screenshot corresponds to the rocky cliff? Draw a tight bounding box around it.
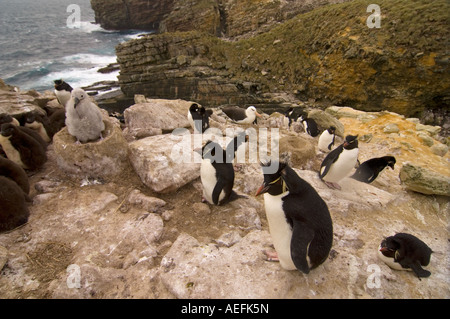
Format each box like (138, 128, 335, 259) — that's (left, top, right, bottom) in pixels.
(90, 0, 175, 30)
(116, 0, 449, 124)
(90, 0, 350, 37)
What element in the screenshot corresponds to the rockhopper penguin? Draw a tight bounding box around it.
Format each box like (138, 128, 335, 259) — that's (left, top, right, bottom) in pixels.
(319, 134, 359, 190)
(199, 132, 248, 205)
(256, 161, 333, 274)
(318, 126, 336, 152)
(378, 233, 433, 279)
(351, 156, 396, 184)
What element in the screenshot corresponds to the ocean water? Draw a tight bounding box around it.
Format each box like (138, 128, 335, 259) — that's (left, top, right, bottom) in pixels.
(0, 0, 148, 92)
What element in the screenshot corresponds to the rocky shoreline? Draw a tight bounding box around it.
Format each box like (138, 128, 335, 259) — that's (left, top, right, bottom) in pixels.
(0, 78, 449, 298)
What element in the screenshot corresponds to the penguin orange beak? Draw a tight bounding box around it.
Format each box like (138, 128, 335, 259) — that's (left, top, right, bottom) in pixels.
(255, 183, 269, 196)
(379, 247, 389, 252)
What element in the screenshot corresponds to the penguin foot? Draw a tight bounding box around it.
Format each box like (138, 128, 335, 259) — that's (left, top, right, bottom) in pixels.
(263, 250, 279, 262)
(324, 181, 341, 190)
(201, 196, 207, 203)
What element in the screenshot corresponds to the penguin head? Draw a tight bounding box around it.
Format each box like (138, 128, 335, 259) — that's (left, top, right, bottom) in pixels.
(71, 88, 87, 108)
(246, 106, 262, 118)
(197, 140, 223, 162)
(379, 236, 401, 259)
(54, 79, 63, 88)
(385, 156, 396, 169)
(255, 161, 287, 196)
(189, 103, 200, 114)
(343, 135, 358, 150)
(1, 123, 16, 137)
(327, 126, 336, 134)
(0, 113, 14, 125)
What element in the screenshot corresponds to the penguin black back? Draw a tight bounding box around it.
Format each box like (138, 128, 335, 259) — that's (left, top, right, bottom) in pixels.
(0, 156, 30, 195)
(351, 156, 396, 183)
(0, 176, 30, 233)
(54, 79, 73, 92)
(257, 161, 333, 273)
(1, 123, 47, 170)
(300, 115, 320, 137)
(379, 233, 433, 278)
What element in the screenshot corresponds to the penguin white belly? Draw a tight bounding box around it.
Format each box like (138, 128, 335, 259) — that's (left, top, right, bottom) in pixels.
(263, 192, 296, 270)
(187, 111, 194, 130)
(55, 89, 71, 108)
(302, 120, 308, 134)
(0, 135, 27, 168)
(200, 159, 225, 204)
(318, 132, 333, 152)
(376, 245, 412, 272)
(322, 148, 358, 183)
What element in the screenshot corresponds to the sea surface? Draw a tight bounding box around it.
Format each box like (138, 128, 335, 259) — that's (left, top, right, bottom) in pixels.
(0, 0, 149, 92)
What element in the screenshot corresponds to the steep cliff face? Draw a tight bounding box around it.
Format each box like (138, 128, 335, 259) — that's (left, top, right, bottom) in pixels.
(116, 0, 449, 120)
(90, 0, 175, 30)
(90, 0, 351, 36)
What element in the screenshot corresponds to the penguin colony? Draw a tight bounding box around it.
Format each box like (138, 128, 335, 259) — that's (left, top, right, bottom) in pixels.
(1, 86, 434, 281)
(0, 79, 105, 232)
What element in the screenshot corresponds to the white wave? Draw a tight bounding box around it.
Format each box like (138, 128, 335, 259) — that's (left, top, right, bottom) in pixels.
(70, 21, 109, 34)
(38, 67, 119, 90)
(61, 53, 117, 66)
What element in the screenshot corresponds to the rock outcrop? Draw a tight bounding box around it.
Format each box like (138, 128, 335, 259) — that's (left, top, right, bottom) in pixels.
(115, 0, 449, 123)
(90, 0, 351, 37)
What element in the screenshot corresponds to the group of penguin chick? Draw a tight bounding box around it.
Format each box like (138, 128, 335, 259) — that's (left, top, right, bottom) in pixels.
(0, 79, 106, 233)
(191, 103, 433, 279)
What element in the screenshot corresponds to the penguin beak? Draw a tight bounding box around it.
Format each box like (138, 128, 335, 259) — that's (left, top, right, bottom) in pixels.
(379, 247, 388, 252)
(255, 182, 269, 196)
(73, 97, 80, 108)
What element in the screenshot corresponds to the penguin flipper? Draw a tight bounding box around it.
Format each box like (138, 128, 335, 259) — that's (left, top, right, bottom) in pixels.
(290, 221, 315, 274)
(211, 180, 226, 206)
(408, 260, 431, 279)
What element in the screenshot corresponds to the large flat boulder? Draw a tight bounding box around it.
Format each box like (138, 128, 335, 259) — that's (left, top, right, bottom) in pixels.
(128, 133, 200, 193)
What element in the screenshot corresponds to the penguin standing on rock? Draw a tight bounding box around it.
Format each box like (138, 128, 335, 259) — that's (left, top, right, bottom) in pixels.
(0, 123, 47, 170)
(318, 126, 336, 152)
(65, 88, 105, 143)
(255, 161, 333, 274)
(319, 134, 359, 190)
(198, 132, 248, 205)
(378, 233, 433, 279)
(54, 79, 73, 108)
(350, 156, 396, 183)
(300, 114, 320, 137)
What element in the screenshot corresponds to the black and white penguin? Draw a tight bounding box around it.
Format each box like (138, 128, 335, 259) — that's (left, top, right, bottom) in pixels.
(25, 109, 66, 141)
(299, 114, 320, 137)
(0, 156, 30, 196)
(378, 233, 433, 279)
(0, 123, 47, 170)
(222, 106, 261, 124)
(283, 107, 303, 128)
(65, 88, 105, 143)
(351, 156, 396, 183)
(199, 132, 248, 205)
(0, 175, 30, 233)
(319, 134, 359, 190)
(187, 103, 212, 133)
(255, 161, 333, 274)
(318, 126, 336, 152)
(54, 79, 73, 108)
